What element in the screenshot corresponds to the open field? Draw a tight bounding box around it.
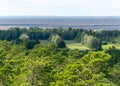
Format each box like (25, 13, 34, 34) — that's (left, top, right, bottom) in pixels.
(40, 40, 120, 50)
(66, 43, 89, 50)
(40, 40, 49, 44)
(65, 40, 89, 50)
(102, 43, 120, 50)
(40, 40, 89, 50)
(66, 41, 120, 50)
(67, 42, 120, 50)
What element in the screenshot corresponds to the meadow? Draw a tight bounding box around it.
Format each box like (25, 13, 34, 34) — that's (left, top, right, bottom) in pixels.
(41, 40, 120, 50)
(67, 42, 120, 50)
(102, 43, 120, 50)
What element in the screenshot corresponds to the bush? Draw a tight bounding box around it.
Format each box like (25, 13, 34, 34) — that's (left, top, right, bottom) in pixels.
(25, 40, 40, 49)
(57, 40, 66, 48)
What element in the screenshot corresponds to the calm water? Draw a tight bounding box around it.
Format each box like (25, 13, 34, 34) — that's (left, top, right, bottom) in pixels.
(0, 16, 120, 30)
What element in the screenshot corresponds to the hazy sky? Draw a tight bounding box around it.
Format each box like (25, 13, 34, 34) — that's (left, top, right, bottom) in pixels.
(0, 0, 120, 16)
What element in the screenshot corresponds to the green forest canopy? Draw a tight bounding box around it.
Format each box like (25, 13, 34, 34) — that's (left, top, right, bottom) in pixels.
(0, 27, 120, 85)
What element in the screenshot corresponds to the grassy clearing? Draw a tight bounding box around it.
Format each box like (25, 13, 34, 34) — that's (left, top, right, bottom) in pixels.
(65, 40, 89, 50)
(66, 41, 120, 50)
(40, 40, 89, 50)
(102, 43, 120, 50)
(66, 43, 89, 50)
(40, 40, 120, 50)
(40, 40, 49, 44)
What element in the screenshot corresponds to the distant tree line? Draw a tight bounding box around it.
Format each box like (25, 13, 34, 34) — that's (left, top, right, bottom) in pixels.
(0, 27, 119, 42)
(0, 27, 120, 50)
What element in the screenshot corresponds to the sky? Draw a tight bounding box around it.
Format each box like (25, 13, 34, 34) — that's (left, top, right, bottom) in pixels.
(0, 0, 120, 16)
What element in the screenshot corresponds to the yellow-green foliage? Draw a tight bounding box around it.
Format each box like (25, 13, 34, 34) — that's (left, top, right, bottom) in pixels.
(0, 41, 119, 86)
(53, 51, 116, 86)
(19, 34, 29, 42)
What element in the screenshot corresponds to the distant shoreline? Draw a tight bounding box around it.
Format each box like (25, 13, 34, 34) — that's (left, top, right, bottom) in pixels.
(0, 25, 120, 30)
(1, 16, 120, 30)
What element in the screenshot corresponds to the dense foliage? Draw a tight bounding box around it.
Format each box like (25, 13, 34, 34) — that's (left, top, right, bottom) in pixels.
(0, 27, 120, 43)
(0, 40, 119, 86)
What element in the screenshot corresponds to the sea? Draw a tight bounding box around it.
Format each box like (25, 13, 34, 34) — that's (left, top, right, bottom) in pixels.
(0, 16, 120, 30)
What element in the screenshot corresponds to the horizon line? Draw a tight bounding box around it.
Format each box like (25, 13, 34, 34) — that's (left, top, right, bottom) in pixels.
(0, 15, 120, 18)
